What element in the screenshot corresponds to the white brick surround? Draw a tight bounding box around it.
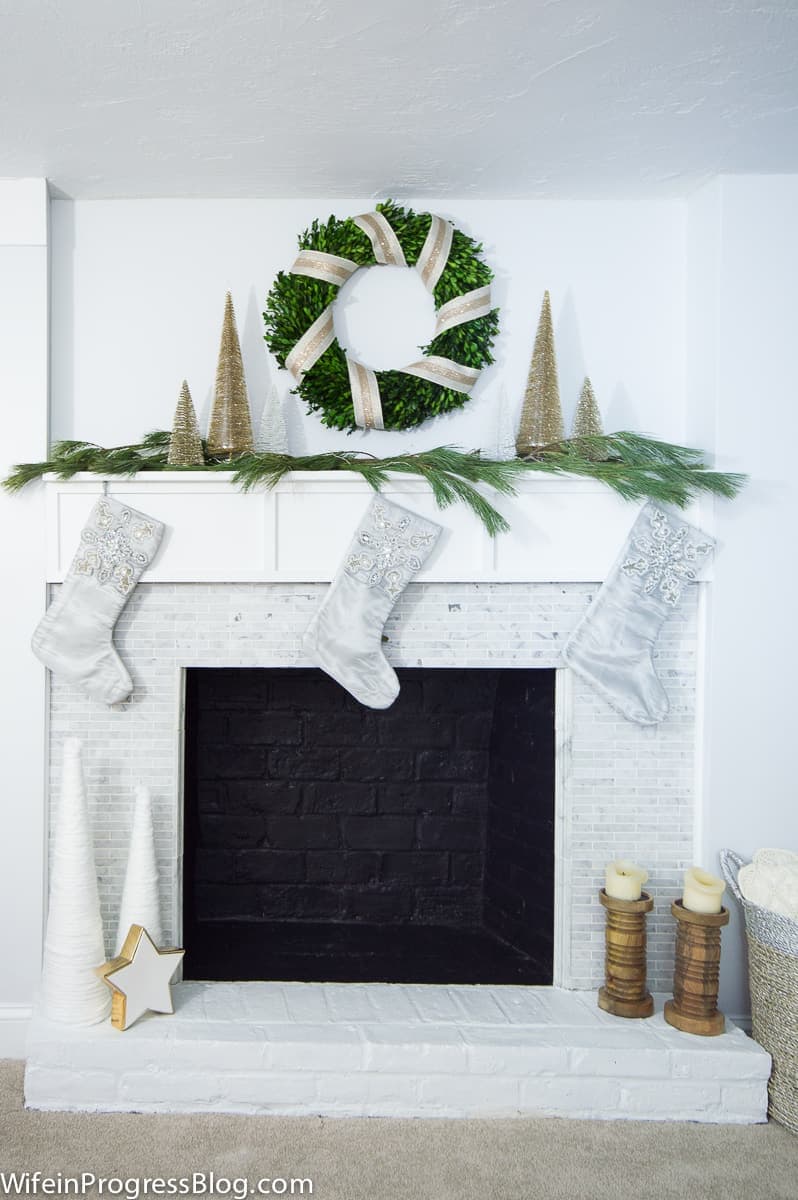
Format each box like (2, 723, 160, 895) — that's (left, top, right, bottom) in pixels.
(25, 983, 769, 1121)
(48, 577, 701, 993)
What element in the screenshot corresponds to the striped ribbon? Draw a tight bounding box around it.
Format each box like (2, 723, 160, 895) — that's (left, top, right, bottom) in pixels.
(284, 305, 336, 380)
(289, 249, 360, 287)
(434, 285, 493, 336)
(353, 211, 407, 266)
(415, 215, 454, 293)
(400, 356, 481, 394)
(346, 356, 385, 431)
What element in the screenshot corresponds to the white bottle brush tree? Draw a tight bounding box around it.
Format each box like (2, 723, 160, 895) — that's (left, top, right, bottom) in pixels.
(255, 382, 289, 455)
(491, 385, 518, 461)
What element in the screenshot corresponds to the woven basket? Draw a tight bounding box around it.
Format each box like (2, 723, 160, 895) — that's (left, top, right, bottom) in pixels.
(721, 848, 798, 1134)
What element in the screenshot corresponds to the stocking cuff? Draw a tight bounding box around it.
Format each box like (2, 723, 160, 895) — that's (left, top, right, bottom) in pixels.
(69, 497, 164, 597)
(344, 497, 441, 600)
(618, 504, 714, 607)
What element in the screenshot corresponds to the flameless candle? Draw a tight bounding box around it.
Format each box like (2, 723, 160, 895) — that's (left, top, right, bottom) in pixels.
(605, 860, 649, 901)
(682, 867, 726, 914)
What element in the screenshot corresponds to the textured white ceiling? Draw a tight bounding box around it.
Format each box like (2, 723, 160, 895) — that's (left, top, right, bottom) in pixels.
(1, 0, 796, 198)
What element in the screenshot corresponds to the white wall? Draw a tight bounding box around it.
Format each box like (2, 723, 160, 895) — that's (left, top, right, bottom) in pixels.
(49, 198, 687, 452)
(688, 176, 798, 1018)
(13, 185, 794, 1032)
(0, 179, 48, 1056)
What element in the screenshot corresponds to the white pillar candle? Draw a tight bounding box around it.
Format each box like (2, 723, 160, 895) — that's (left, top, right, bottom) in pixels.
(605, 860, 649, 901)
(682, 867, 726, 914)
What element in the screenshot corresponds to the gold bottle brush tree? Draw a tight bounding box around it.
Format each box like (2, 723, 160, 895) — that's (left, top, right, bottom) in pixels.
(571, 376, 606, 461)
(167, 380, 205, 466)
(515, 290, 564, 457)
(206, 292, 254, 458)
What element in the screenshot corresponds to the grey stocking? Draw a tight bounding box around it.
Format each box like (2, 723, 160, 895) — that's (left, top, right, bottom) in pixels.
(562, 504, 713, 725)
(303, 496, 441, 709)
(32, 497, 164, 705)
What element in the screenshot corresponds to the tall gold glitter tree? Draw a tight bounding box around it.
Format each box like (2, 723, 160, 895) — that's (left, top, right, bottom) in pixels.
(571, 376, 604, 442)
(515, 290, 565, 456)
(206, 292, 254, 458)
(167, 380, 205, 466)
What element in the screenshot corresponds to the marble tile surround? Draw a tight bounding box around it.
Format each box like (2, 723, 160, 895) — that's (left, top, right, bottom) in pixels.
(48, 580, 701, 991)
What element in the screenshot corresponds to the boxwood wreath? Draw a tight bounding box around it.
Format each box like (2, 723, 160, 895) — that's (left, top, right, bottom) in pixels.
(263, 200, 499, 433)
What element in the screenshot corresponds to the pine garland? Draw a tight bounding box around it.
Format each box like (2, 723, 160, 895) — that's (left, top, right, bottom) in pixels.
(2, 431, 746, 537)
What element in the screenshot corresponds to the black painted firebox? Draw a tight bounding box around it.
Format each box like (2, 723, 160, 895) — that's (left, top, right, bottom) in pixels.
(182, 667, 555, 984)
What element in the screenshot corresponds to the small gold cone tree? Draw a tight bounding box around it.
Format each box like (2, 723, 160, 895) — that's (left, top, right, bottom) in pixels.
(571, 376, 605, 459)
(167, 380, 204, 466)
(207, 292, 254, 458)
(515, 290, 565, 456)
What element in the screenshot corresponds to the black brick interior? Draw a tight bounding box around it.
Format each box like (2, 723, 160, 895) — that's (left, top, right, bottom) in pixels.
(182, 667, 555, 984)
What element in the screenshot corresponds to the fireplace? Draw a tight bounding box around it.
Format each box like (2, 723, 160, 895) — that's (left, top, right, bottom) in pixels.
(43, 570, 702, 999)
(42, 472, 710, 1000)
(45, 571, 701, 995)
(182, 666, 555, 984)
(34, 480, 754, 1123)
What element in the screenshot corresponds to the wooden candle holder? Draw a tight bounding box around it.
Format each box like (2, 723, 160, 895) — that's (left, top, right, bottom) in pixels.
(598, 888, 654, 1018)
(664, 900, 729, 1036)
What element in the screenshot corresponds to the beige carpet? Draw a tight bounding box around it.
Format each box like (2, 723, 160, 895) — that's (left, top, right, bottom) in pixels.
(2, 1061, 797, 1200)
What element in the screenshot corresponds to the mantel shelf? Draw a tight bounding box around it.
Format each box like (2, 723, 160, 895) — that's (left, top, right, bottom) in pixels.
(44, 474, 714, 585)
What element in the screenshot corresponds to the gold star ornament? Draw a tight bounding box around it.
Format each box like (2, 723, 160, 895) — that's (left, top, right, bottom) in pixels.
(96, 925, 185, 1031)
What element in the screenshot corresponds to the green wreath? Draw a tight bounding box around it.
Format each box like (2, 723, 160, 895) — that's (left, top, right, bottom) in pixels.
(263, 199, 499, 433)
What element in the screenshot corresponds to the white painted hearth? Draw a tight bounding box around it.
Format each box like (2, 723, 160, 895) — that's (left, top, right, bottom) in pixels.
(29, 472, 770, 1122)
(25, 985, 769, 1121)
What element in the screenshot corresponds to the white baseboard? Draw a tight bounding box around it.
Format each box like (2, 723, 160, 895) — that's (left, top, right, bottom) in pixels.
(0, 1005, 32, 1058)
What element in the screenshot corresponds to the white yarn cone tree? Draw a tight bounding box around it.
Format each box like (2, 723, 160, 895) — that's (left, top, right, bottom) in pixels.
(255, 383, 289, 455)
(41, 739, 111, 1025)
(115, 785, 163, 954)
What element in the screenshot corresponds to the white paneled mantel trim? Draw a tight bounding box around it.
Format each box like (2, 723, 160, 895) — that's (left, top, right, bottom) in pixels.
(45, 474, 715, 585)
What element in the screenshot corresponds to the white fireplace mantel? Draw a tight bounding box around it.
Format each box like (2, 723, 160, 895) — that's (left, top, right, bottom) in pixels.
(44, 473, 714, 585)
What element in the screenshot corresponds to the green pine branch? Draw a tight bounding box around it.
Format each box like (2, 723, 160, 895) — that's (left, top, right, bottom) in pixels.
(523, 432, 745, 506)
(2, 431, 746, 536)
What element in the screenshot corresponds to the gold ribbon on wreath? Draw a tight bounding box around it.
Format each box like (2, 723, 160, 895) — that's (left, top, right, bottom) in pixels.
(286, 210, 492, 430)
